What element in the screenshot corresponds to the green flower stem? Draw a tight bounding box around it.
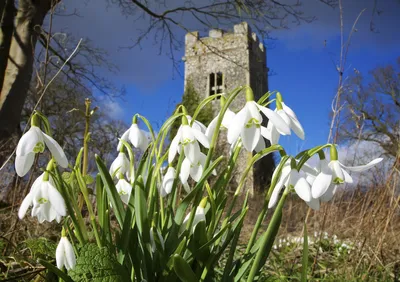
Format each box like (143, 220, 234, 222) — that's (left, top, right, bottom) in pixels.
(159, 192, 165, 227)
(147, 152, 167, 224)
(82, 98, 91, 176)
(75, 169, 102, 247)
(246, 186, 289, 282)
(330, 144, 338, 160)
(205, 181, 216, 238)
(55, 168, 87, 244)
(244, 204, 268, 255)
(31, 113, 40, 127)
(204, 86, 243, 170)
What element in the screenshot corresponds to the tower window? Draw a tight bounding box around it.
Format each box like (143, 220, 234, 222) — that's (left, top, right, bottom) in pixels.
(209, 72, 224, 96)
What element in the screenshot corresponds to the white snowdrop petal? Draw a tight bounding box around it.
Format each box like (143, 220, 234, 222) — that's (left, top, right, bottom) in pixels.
(320, 184, 338, 202)
(117, 128, 130, 151)
(329, 161, 344, 183)
(46, 182, 66, 217)
(42, 132, 68, 168)
(247, 101, 263, 122)
(222, 108, 235, 128)
(342, 169, 353, 184)
(306, 196, 320, 211)
(268, 168, 290, 208)
(129, 124, 141, 148)
(281, 102, 298, 120)
(294, 177, 312, 202)
(18, 192, 34, 219)
(339, 158, 383, 172)
(258, 105, 291, 135)
(168, 132, 181, 163)
(184, 141, 201, 164)
(205, 116, 218, 141)
(192, 128, 210, 148)
(16, 127, 42, 156)
(161, 167, 175, 196)
(56, 240, 66, 269)
(227, 107, 248, 144)
(241, 125, 260, 152)
(138, 130, 150, 151)
(190, 162, 203, 182)
(179, 158, 191, 184)
(311, 167, 333, 198)
(15, 152, 35, 177)
(288, 116, 305, 140)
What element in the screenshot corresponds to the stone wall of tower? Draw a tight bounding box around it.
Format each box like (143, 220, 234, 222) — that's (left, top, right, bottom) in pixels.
(183, 22, 274, 194)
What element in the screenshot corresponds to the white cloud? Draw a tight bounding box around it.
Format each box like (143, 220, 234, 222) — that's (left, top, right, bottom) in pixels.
(103, 101, 125, 119)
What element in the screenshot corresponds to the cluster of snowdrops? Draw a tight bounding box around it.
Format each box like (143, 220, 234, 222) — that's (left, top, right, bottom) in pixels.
(14, 86, 382, 281)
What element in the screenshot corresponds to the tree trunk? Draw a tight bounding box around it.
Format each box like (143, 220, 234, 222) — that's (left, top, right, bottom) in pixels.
(0, 0, 55, 142)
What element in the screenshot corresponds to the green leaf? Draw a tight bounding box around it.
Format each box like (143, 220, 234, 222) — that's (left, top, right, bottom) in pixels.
(68, 243, 129, 282)
(134, 177, 149, 240)
(95, 154, 126, 228)
(84, 175, 94, 185)
(301, 223, 309, 282)
(173, 254, 197, 282)
(38, 259, 74, 282)
(62, 172, 72, 184)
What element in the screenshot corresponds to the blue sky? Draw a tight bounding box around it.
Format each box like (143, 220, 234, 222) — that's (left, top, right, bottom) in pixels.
(53, 0, 400, 155)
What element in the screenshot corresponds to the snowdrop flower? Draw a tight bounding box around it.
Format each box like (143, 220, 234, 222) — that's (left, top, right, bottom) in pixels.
(117, 117, 150, 151)
(182, 198, 207, 233)
(18, 173, 66, 223)
(311, 146, 383, 198)
(179, 152, 216, 186)
(205, 97, 236, 140)
(109, 152, 130, 179)
(160, 166, 175, 197)
(15, 124, 68, 177)
(268, 158, 312, 208)
(115, 178, 132, 204)
(227, 89, 290, 152)
(168, 118, 210, 164)
(56, 235, 76, 270)
(265, 93, 305, 145)
(187, 115, 207, 134)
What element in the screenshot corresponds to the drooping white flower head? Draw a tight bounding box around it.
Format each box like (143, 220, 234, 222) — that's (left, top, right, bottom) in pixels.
(15, 126, 68, 177)
(227, 98, 290, 152)
(160, 166, 176, 197)
(109, 152, 130, 179)
(56, 236, 76, 270)
(268, 158, 312, 209)
(179, 152, 217, 188)
(311, 147, 383, 199)
(117, 119, 150, 152)
(18, 173, 66, 223)
(263, 94, 304, 145)
(168, 122, 210, 164)
(182, 206, 206, 233)
(205, 107, 236, 141)
(116, 178, 132, 204)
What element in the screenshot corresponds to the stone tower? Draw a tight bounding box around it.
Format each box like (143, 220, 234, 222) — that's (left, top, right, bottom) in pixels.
(183, 22, 274, 194)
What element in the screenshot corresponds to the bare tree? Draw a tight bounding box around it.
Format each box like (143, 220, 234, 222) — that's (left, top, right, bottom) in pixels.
(0, 0, 341, 147)
(0, 0, 60, 141)
(339, 58, 400, 159)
